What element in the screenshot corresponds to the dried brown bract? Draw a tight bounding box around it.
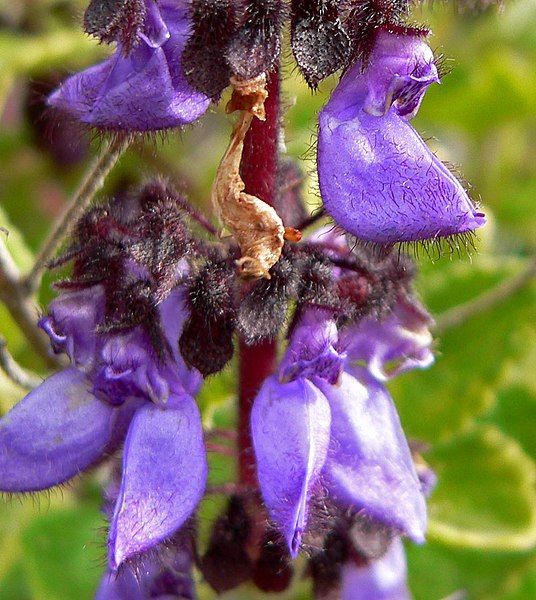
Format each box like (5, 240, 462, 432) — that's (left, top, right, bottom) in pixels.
(212, 75, 293, 279)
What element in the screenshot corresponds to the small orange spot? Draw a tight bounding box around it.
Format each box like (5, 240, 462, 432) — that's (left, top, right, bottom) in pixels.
(284, 228, 302, 242)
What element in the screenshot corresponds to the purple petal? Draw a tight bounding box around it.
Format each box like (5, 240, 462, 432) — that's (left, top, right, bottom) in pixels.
(0, 368, 133, 492)
(318, 36, 485, 244)
(341, 539, 410, 600)
(140, 0, 170, 48)
(363, 31, 439, 119)
(280, 308, 345, 385)
(48, 2, 209, 131)
(96, 568, 147, 600)
(318, 370, 426, 542)
(108, 392, 207, 568)
(39, 286, 105, 370)
(94, 329, 174, 406)
(251, 376, 331, 556)
(158, 287, 203, 396)
(340, 294, 434, 382)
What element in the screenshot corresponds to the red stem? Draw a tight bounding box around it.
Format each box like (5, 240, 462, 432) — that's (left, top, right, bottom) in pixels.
(238, 68, 280, 486)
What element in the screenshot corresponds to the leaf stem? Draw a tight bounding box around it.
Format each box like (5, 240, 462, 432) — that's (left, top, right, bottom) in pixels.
(0, 240, 60, 368)
(23, 135, 130, 295)
(0, 336, 42, 390)
(435, 257, 536, 333)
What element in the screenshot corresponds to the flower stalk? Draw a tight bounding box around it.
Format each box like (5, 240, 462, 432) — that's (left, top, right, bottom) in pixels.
(238, 67, 280, 486)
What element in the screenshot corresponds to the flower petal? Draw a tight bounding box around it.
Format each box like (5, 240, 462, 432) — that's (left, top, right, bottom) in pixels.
(319, 370, 426, 542)
(0, 368, 132, 492)
(158, 287, 203, 396)
(341, 294, 434, 382)
(251, 376, 331, 556)
(318, 53, 485, 244)
(48, 1, 209, 131)
(279, 308, 345, 385)
(341, 538, 410, 600)
(108, 392, 207, 568)
(96, 568, 146, 600)
(39, 286, 105, 370)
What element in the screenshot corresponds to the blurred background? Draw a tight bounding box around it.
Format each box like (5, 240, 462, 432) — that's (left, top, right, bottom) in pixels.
(0, 1, 535, 598)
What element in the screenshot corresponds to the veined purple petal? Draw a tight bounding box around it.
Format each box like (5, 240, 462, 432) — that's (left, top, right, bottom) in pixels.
(340, 295, 434, 382)
(39, 285, 105, 370)
(319, 370, 426, 542)
(48, 1, 209, 131)
(318, 34, 485, 244)
(0, 368, 133, 492)
(108, 392, 207, 569)
(341, 539, 410, 600)
(251, 376, 331, 556)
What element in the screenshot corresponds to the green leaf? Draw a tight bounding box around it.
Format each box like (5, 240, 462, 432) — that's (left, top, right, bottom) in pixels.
(427, 426, 536, 551)
(486, 385, 536, 462)
(407, 541, 535, 600)
(392, 257, 536, 442)
(21, 505, 105, 600)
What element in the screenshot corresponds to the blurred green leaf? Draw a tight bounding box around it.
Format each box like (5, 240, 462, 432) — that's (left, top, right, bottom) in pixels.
(21, 505, 104, 600)
(486, 385, 536, 462)
(427, 425, 536, 551)
(392, 257, 536, 442)
(407, 540, 535, 600)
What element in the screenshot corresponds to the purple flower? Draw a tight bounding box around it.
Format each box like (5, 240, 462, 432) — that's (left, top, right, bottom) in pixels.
(0, 285, 207, 569)
(251, 308, 428, 557)
(341, 538, 411, 600)
(96, 527, 197, 600)
(48, 0, 210, 131)
(340, 293, 434, 382)
(317, 30, 485, 244)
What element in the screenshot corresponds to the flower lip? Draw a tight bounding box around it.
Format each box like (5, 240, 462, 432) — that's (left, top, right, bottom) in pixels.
(363, 31, 440, 119)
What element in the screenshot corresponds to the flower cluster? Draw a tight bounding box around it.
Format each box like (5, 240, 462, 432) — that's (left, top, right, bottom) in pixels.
(0, 0, 486, 598)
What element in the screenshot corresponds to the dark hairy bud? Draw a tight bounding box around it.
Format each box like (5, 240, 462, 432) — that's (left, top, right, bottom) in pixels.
(182, 0, 238, 98)
(179, 259, 236, 376)
(226, 0, 285, 79)
(84, 0, 146, 52)
(200, 495, 254, 593)
(345, 1, 424, 62)
(130, 181, 192, 303)
(295, 251, 336, 307)
(252, 530, 293, 593)
(237, 255, 300, 343)
(308, 528, 349, 598)
(291, 0, 351, 88)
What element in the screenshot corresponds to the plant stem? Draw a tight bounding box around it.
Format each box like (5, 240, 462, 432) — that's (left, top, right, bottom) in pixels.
(0, 337, 42, 390)
(0, 239, 60, 369)
(238, 68, 280, 486)
(23, 135, 130, 295)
